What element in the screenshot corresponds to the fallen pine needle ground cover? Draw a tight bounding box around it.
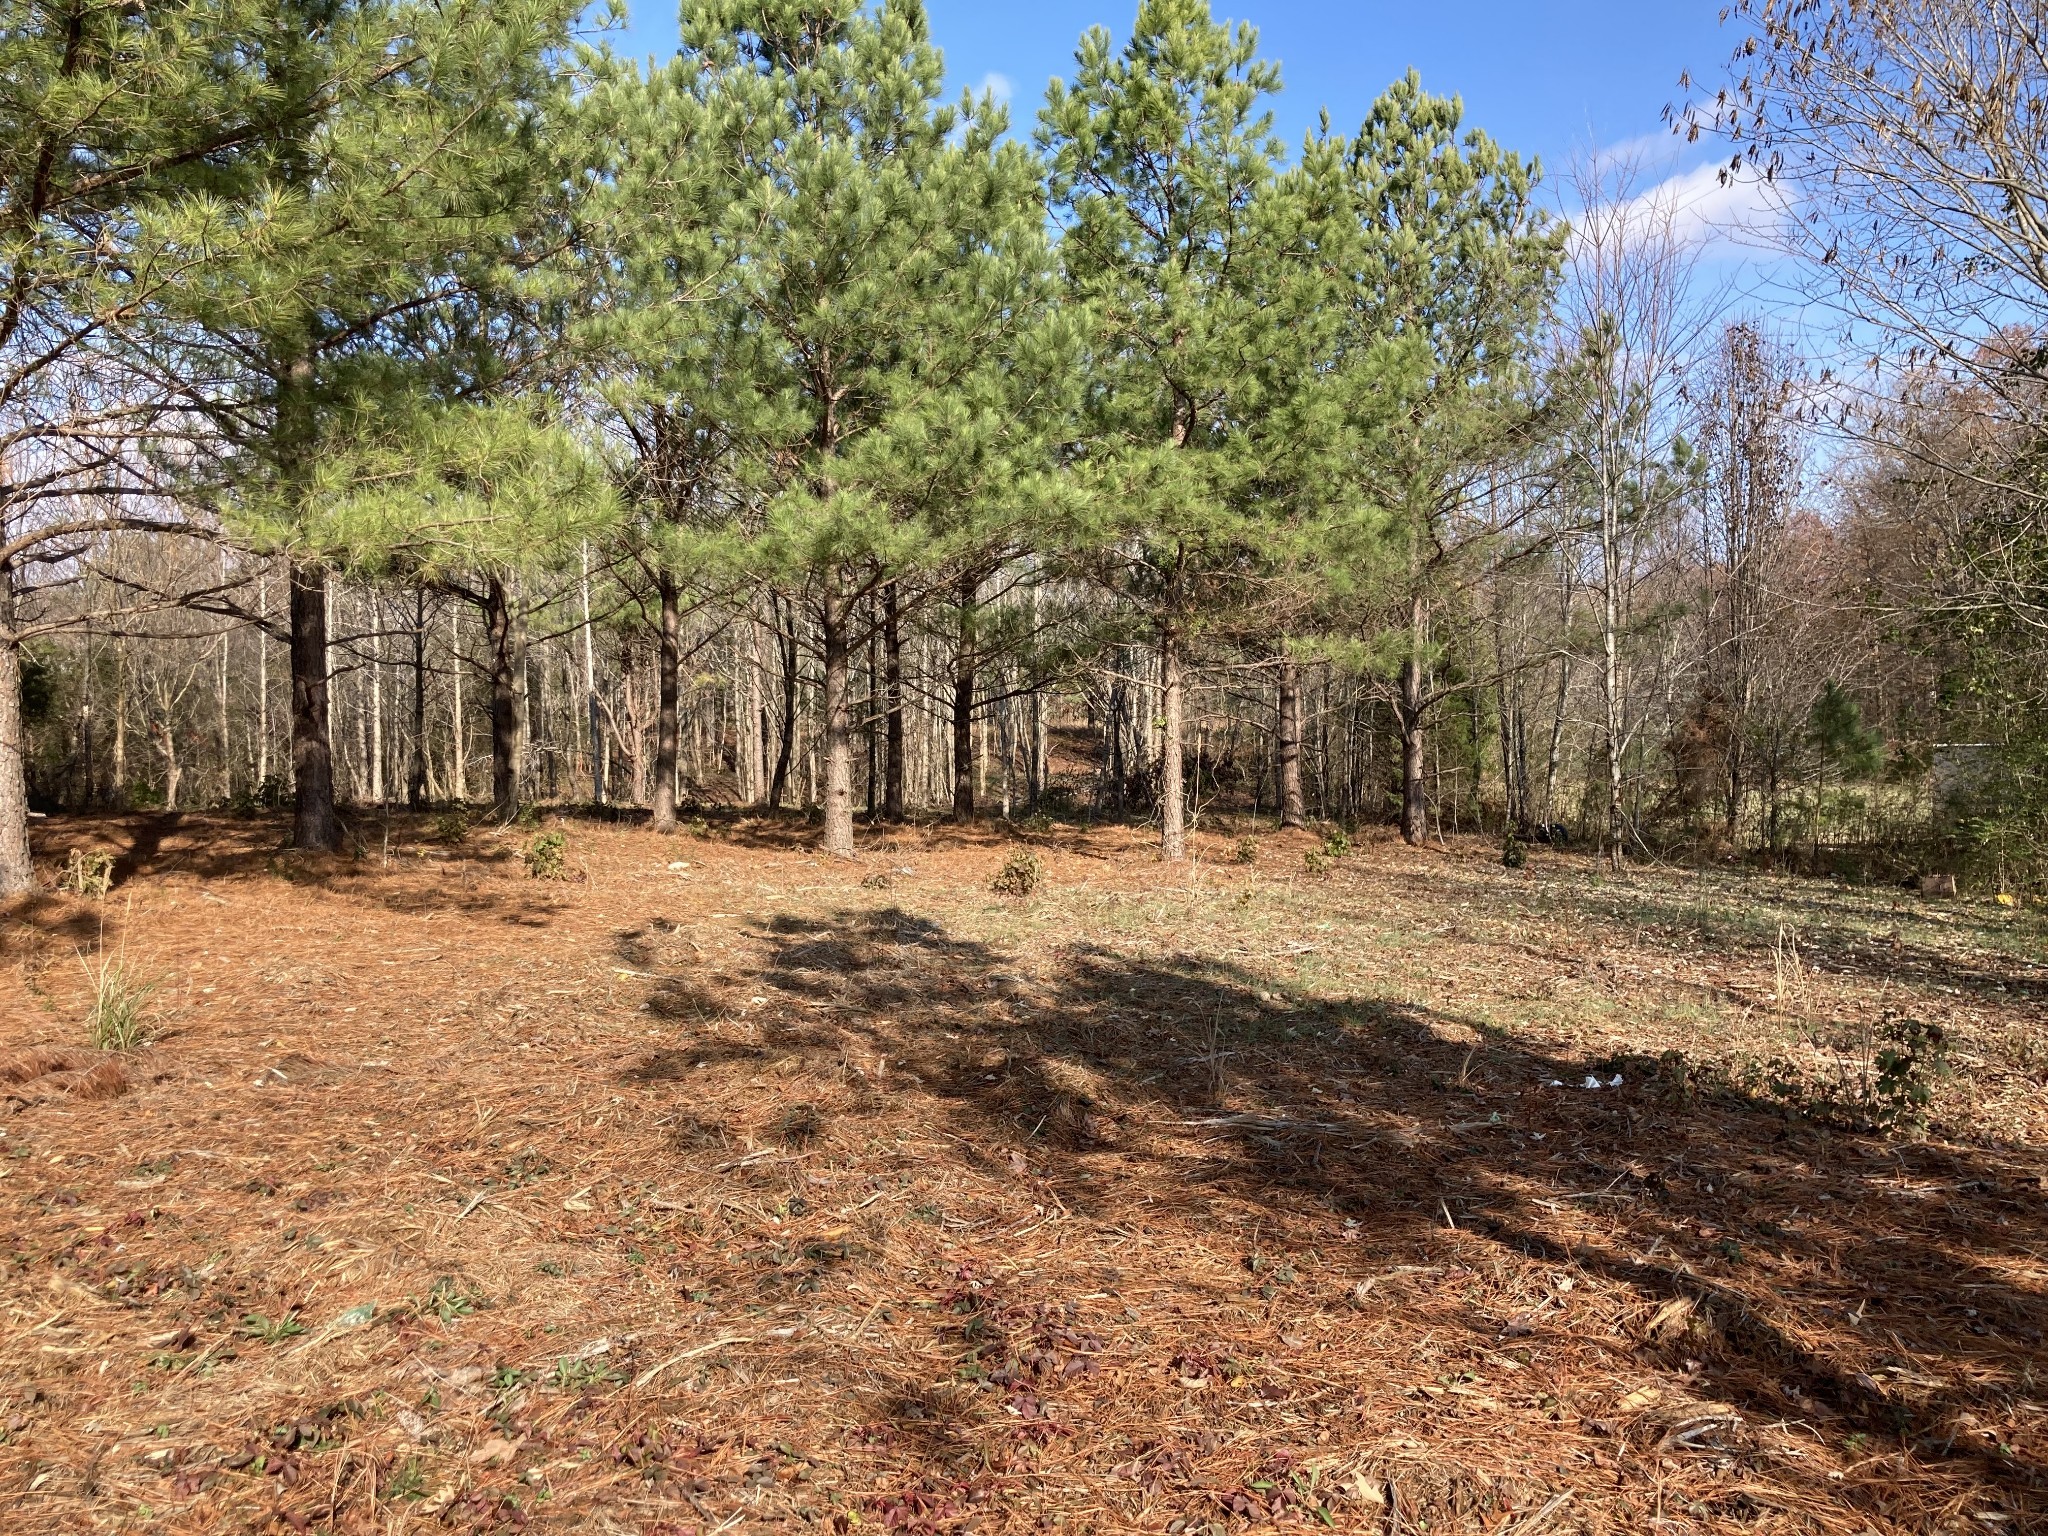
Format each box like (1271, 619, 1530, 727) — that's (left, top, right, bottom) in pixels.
(0, 810, 2044, 1535)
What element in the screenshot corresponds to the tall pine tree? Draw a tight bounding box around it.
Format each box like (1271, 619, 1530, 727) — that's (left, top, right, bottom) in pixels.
(679, 0, 1067, 856)
(163, 0, 583, 850)
(1040, 0, 1287, 861)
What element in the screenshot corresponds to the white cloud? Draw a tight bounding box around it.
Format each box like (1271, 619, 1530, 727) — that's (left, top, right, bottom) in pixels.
(973, 71, 1014, 107)
(1629, 159, 1788, 252)
(1566, 150, 1793, 265)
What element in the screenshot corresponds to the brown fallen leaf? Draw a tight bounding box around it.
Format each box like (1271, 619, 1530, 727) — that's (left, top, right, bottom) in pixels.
(1616, 1386, 1662, 1413)
(1644, 1297, 1695, 1339)
(468, 1436, 522, 1466)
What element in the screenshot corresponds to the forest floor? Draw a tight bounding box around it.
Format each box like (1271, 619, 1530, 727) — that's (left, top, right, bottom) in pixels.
(0, 809, 2045, 1536)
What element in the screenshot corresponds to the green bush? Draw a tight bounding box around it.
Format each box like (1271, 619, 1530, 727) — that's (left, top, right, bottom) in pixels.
(1233, 836, 1258, 865)
(524, 829, 569, 880)
(1321, 826, 1352, 858)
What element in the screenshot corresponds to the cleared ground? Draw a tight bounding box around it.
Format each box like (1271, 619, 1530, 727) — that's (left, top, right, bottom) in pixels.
(1, 811, 2044, 1534)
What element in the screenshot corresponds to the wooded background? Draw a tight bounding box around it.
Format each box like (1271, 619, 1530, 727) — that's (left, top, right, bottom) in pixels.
(4, 0, 2042, 891)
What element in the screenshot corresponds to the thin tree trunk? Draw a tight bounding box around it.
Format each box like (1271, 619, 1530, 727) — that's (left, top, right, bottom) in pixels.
(450, 606, 466, 802)
(368, 606, 385, 807)
(883, 582, 905, 822)
(1601, 503, 1625, 871)
(767, 598, 797, 810)
(1160, 623, 1187, 861)
(0, 570, 34, 896)
(1397, 597, 1428, 846)
(408, 589, 427, 811)
(113, 642, 127, 798)
(820, 582, 855, 857)
(289, 562, 339, 850)
(582, 543, 603, 806)
(217, 553, 232, 804)
(256, 573, 269, 793)
(483, 573, 527, 820)
(1276, 651, 1306, 829)
(652, 572, 681, 833)
(952, 572, 976, 821)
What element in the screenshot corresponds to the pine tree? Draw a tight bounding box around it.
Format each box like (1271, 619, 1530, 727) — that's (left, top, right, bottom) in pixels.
(677, 0, 1068, 857)
(1334, 75, 1560, 846)
(578, 39, 746, 833)
(0, 0, 377, 893)
(160, 0, 583, 850)
(307, 401, 619, 817)
(1039, 0, 1289, 862)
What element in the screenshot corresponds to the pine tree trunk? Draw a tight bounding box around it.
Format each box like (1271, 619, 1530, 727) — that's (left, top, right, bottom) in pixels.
(368, 615, 384, 807)
(1160, 625, 1187, 861)
(1276, 651, 1306, 829)
(484, 574, 527, 820)
(883, 582, 905, 822)
(951, 667, 974, 821)
(820, 583, 856, 857)
(0, 571, 35, 897)
(289, 562, 339, 851)
(652, 573, 681, 833)
(1398, 654, 1427, 846)
(255, 575, 269, 795)
(450, 606, 466, 802)
(951, 573, 976, 821)
(408, 589, 427, 811)
(767, 600, 797, 810)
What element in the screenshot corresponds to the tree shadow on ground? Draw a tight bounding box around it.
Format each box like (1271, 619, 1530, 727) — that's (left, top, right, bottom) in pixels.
(30, 813, 564, 929)
(722, 904, 2048, 1529)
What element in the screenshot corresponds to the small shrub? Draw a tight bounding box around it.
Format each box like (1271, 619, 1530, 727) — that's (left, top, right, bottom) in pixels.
(59, 848, 114, 899)
(1321, 826, 1352, 858)
(432, 809, 472, 845)
(1233, 836, 1258, 866)
(1870, 1014, 1950, 1130)
(991, 848, 1043, 898)
(80, 949, 157, 1050)
(513, 803, 542, 829)
(1743, 1011, 1950, 1135)
(1303, 849, 1333, 878)
(1501, 832, 1527, 870)
(1018, 810, 1055, 835)
(686, 816, 711, 838)
(524, 829, 569, 880)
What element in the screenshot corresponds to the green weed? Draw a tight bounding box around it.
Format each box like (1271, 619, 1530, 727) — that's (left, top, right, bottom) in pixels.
(80, 948, 158, 1050)
(524, 829, 569, 880)
(238, 1311, 305, 1344)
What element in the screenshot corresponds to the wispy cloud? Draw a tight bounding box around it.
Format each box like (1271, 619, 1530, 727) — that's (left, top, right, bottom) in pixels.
(973, 71, 1014, 107)
(1625, 158, 1788, 253)
(1565, 142, 1792, 263)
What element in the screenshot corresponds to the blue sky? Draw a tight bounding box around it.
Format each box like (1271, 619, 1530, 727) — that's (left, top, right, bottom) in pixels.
(598, 2, 1737, 176)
